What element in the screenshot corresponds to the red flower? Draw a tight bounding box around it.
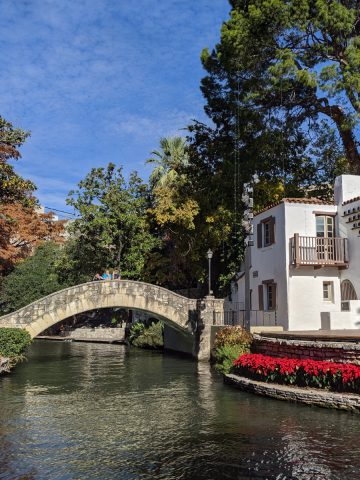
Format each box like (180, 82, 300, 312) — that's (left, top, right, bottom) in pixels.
(232, 353, 360, 392)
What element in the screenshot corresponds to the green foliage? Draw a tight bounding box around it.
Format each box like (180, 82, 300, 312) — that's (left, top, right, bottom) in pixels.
(144, 137, 203, 290)
(147, 136, 190, 188)
(129, 321, 164, 349)
(0, 116, 35, 206)
(129, 322, 146, 343)
(0, 328, 32, 358)
(213, 327, 252, 373)
(64, 163, 159, 281)
(196, 0, 360, 174)
(0, 242, 67, 314)
(214, 343, 250, 374)
(177, 0, 360, 292)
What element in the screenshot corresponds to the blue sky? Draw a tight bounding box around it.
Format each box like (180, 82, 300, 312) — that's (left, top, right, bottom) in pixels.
(0, 0, 230, 215)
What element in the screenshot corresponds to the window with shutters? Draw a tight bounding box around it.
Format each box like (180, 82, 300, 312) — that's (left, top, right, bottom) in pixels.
(266, 283, 277, 310)
(258, 285, 264, 310)
(323, 281, 334, 302)
(257, 216, 275, 248)
(258, 282, 277, 311)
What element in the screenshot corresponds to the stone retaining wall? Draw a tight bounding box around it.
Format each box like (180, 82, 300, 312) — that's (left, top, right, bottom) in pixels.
(225, 374, 360, 412)
(65, 327, 126, 343)
(253, 335, 360, 364)
(0, 356, 10, 374)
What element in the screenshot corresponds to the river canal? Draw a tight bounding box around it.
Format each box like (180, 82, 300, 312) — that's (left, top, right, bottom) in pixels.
(0, 341, 360, 480)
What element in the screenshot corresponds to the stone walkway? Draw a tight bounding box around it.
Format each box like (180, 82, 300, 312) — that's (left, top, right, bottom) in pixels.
(260, 330, 360, 343)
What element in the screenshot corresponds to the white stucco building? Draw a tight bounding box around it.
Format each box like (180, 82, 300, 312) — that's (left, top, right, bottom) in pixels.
(229, 175, 360, 331)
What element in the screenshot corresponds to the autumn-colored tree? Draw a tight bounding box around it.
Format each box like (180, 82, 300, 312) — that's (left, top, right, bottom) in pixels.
(0, 203, 65, 274)
(0, 116, 35, 206)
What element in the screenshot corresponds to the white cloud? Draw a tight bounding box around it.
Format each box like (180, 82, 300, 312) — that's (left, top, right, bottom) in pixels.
(0, 0, 230, 210)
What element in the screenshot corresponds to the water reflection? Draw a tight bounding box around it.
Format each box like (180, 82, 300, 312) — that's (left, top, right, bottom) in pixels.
(0, 341, 359, 479)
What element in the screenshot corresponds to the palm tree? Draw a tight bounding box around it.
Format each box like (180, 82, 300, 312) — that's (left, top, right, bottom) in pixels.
(146, 136, 189, 187)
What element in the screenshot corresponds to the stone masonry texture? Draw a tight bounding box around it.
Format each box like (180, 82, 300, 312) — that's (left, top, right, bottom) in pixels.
(253, 334, 360, 365)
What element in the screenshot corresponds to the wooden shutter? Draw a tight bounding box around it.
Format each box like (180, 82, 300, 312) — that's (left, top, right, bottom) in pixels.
(271, 283, 277, 310)
(269, 216, 275, 245)
(258, 285, 264, 311)
(257, 223, 262, 248)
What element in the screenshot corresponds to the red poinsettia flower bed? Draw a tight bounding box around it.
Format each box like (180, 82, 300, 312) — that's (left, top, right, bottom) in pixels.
(232, 353, 360, 393)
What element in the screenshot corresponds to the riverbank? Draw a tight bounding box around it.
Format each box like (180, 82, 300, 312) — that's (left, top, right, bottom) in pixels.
(0, 328, 32, 375)
(225, 373, 360, 412)
(0, 356, 10, 374)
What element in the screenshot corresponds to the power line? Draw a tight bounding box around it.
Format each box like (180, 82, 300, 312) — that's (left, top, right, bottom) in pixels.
(44, 206, 77, 217)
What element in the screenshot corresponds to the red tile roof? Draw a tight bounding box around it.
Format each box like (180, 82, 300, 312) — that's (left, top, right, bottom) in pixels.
(343, 196, 360, 206)
(255, 197, 334, 216)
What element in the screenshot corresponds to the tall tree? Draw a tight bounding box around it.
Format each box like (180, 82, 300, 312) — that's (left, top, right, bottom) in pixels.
(145, 137, 240, 293)
(0, 242, 66, 314)
(63, 163, 158, 281)
(0, 116, 35, 205)
(199, 0, 359, 174)
(147, 136, 190, 187)
(0, 203, 65, 274)
(145, 137, 201, 289)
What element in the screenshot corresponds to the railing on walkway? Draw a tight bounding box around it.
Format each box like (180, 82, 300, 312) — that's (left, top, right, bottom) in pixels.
(223, 309, 277, 327)
(290, 234, 348, 267)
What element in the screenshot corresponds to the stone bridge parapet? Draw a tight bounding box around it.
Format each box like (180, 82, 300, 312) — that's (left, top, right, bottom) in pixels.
(0, 280, 225, 360)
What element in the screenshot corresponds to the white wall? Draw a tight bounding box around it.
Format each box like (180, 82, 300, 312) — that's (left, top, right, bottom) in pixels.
(336, 176, 360, 326)
(284, 202, 341, 330)
(334, 175, 360, 204)
(251, 203, 288, 329)
(230, 174, 360, 332)
(287, 268, 342, 330)
(284, 202, 337, 238)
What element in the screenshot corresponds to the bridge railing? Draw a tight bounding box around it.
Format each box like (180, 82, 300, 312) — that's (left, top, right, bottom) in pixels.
(0, 280, 199, 326)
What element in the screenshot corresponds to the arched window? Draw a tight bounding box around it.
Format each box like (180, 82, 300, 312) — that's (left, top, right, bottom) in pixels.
(341, 280, 358, 301)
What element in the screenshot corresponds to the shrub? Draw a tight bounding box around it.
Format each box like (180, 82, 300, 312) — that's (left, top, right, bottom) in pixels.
(214, 344, 250, 374)
(129, 322, 146, 343)
(130, 321, 164, 349)
(233, 353, 360, 393)
(213, 327, 252, 373)
(0, 328, 32, 358)
(214, 326, 253, 349)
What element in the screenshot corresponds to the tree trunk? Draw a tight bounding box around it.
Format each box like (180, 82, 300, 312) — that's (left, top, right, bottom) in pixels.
(319, 102, 360, 175)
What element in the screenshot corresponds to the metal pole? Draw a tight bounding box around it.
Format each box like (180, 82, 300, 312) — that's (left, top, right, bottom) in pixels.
(244, 244, 251, 331)
(208, 256, 211, 296)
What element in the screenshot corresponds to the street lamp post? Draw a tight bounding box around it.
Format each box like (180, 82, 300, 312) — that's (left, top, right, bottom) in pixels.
(207, 248, 213, 297)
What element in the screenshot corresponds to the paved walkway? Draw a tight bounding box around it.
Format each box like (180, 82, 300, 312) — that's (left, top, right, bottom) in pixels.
(36, 335, 125, 344)
(260, 330, 360, 343)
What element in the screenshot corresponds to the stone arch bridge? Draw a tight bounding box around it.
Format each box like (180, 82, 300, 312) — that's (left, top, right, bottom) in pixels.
(0, 280, 225, 360)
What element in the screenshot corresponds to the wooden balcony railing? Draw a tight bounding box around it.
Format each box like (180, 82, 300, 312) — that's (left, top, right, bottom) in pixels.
(290, 234, 349, 267)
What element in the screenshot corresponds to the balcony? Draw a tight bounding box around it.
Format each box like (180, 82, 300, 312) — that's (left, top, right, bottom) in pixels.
(290, 234, 349, 267)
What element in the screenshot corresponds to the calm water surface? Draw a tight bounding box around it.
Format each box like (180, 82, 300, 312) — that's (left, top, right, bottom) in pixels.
(0, 341, 359, 480)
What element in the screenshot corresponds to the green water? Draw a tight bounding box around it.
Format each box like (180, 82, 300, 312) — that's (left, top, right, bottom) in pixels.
(0, 341, 359, 480)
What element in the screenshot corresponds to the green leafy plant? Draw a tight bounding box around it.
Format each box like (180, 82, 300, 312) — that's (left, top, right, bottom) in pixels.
(213, 327, 253, 373)
(0, 242, 67, 314)
(129, 321, 164, 349)
(214, 343, 250, 374)
(0, 328, 32, 359)
(129, 322, 146, 343)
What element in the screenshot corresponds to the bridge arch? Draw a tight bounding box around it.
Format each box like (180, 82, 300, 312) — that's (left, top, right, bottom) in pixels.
(0, 280, 199, 338)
